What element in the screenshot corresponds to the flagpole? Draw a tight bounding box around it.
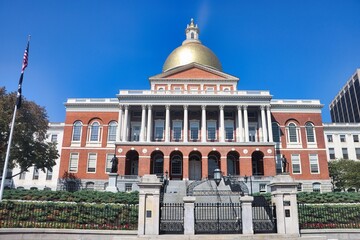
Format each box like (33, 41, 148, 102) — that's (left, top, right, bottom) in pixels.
(0, 36, 30, 201)
(0, 105, 18, 201)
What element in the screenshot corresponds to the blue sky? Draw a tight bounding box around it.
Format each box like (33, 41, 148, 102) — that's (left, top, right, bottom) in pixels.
(1, 1, 359, 123)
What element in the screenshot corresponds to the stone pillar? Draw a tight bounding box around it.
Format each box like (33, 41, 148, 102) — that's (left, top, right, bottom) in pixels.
(106, 173, 119, 193)
(261, 106, 267, 142)
(201, 105, 207, 142)
(146, 105, 152, 142)
(266, 106, 273, 142)
(219, 105, 225, 142)
(140, 105, 147, 142)
(117, 105, 123, 142)
(237, 105, 243, 142)
(183, 105, 188, 143)
(183, 196, 196, 235)
(122, 105, 129, 142)
(137, 175, 163, 236)
(244, 105, 249, 142)
(240, 195, 254, 234)
(268, 174, 300, 236)
(165, 105, 170, 142)
(202, 155, 208, 179)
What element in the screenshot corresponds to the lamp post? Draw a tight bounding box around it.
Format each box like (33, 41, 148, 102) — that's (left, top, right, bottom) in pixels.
(244, 175, 253, 195)
(213, 168, 222, 186)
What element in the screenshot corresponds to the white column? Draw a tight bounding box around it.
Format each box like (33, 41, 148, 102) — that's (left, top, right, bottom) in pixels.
(117, 105, 123, 142)
(261, 106, 267, 142)
(266, 106, 273, 142)
(244, 105, 249, 142)
(237, 105, 243, 142)
(146, 105, 152, 142)
(122, 105, 129, 142)
(183, 105, 188, 143)
(219, 105, 225, 142)
(201, 105, 207, 142)
(140, 105, 146, 142)
(165, 105, 170, 142)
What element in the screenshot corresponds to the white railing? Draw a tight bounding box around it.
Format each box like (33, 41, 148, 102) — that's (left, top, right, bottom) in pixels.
(118, 90, 270, 96)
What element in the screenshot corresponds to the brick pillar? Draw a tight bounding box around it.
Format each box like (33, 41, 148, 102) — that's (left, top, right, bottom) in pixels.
(202, 156, 208, 179)
(183, 156, 189, 180)
(164, 155, 170, 177)
(138, 155, 150, 176)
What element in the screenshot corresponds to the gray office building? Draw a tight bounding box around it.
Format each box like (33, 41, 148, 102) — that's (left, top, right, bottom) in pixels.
(330, 69, 360, 123)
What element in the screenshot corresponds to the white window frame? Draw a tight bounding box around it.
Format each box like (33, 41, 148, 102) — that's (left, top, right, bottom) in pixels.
(69, 153, 79, 173)
(287, 123, 300, 143)
(207, 120, 217, 140)
(272, 122, 281, 142)
(105, 154, 113, 173)
(190, 87, 198, 94)
(309, 154, 319, 174)
(291, 154, 301, 174)
(107, 121, 117, 142)
(171, 155, 182, 175)
(51, 134, 58, 143)
(342, 148, 349, 159)
(154, 120, 165, 140)
(312, 182, 321, 192)
(32, 167, 39, 180)
(190, 120, 199, 140)
(206, 87, 214, 93)
(89, 121, 101, 142)
(340, 134, 346, 142)
(131, 122, 141, 142)
(172, 120, 182, 141)
(46, 169, 53, 180)
(225, 120, 234, 140)
(72, 121, 82, 142)
(305, 122, 316, 143)
(87, 153, 97, 173)
(329, 148, 335, 160)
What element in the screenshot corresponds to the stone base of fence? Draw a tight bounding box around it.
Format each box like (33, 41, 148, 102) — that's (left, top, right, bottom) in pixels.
(301, 229, 360, 240)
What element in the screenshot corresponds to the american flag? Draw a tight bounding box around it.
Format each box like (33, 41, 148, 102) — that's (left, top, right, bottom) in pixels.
(16, 38, 30, 109)
(21, 41, 29, 72)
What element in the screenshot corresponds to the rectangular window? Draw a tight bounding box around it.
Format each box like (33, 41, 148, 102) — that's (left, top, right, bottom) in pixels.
(297, 183, 302, 192)
(340, 135, 346, 142)
(106, 154, 113, 173)
(354, 135, 359, 143)
(225, 120, 234, 140)
(108, 124, 117, 141)
(131, 125, 140, 141)
(342, 148, 349, 159)
(259, 184, 266, 193)
(33, 167, 39, 180)
(190, 121, 199, 140)
(309, 154, 319, 173)
(69, 153, 79, 173)
(206, 87, 214, 92)
(291, 154, 301, 174)
(356, 148, 360, 160)
(207, 121, 216, 140)
(327, 135, 333, 142)
(329, 148, 335, 160)
(46, 169, 53, 180)
(125, 183, 132, 192)
(154, 120, 164, 140)
(87, 153, 97, 173)
(172, 121, 182, 141)
(51, 134, 58, 143)
(19, 171, 26, 180)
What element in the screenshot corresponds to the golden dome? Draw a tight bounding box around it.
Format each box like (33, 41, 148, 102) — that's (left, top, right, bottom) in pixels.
(162, 19, 222, 72)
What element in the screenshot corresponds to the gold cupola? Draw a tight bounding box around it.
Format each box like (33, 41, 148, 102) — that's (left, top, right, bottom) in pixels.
(162, 18, 222, 72)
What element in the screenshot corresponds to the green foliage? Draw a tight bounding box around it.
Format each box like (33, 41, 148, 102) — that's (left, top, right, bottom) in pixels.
(297, 192, 360, 203)
(3, 189, 139, 204)
(0, 87, 58, 176)
(328, 159, 360, 191)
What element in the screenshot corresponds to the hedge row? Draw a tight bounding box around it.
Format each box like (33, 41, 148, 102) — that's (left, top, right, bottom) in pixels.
(3, 189, 139, 204)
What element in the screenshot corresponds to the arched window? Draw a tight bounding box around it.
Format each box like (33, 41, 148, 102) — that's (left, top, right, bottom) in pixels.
(90, 122, 100, 142)
(72, 121, 82, 141)
(191, 32, 194, 39)
(171, 155, 182, 176)
(305, 122, 315, 143)
(287, 123, 299, 143)
(153, 154, 164, 175)
(272, 122, 280, 142)
(108, 121, 117, 141)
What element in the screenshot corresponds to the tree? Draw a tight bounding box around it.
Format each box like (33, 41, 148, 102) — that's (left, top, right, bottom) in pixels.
(328, 158, 360, 191)
(0, 87, 58, 178)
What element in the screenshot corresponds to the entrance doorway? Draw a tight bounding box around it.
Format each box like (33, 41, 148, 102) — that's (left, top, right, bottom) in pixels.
(189, 152, 202, 180)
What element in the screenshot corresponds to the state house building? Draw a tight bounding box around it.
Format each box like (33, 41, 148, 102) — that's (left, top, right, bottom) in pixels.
(58, 19, 331, 193)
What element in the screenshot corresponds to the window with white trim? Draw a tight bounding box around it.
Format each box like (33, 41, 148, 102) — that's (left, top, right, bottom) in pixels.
(340, 135, 346, 142)
(206, 87, 214, 92)
(51, 134, 58, 143)
(87, 153, 97, 173)
(329, 148, 335, 160)
(342, 148, 348, 159)
(171, 155, 182, 175)
(32, 167, 39, 180)
(309, 154, 319, 173)
(154, 120, 164, 140)
(305, 122, 315, 143)
(69, 153, 79, 173)
(105, 154, 113, 173)
(19, 171, 26, 180)
(89, 122, 100, 142)
(287, 123, 300, 143)
(272, 122, 281, 142)
(72, 121, 82, 141)
(225, 120, 234, 140)
(291, 154, 301, 174)
(108, 121, 117, 141)
(190, 121, 199, 140)
(327, 135, 333, 142)
(46, 169, 53, 180)
(356, 148, 360, 160)
(172, 120, 182, 141)
(207, 120, 217, 140)
(312, 182, 321, 192)
(354, 135, 359, 143)
(131, 123, 140, 142)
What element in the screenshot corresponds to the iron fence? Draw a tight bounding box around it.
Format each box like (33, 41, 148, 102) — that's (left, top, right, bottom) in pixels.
(194, 202, 242, 234)
(159, 203, 184, 234)
(252, 205, 277, 233)
(298, 203, 360, 229)
(0, 201, 138, 230)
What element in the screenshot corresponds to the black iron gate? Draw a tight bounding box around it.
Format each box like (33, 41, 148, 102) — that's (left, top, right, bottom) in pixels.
(194, 202, 242, 234)
(159, 203, 184, 234)
(252, 196, 277, 233)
